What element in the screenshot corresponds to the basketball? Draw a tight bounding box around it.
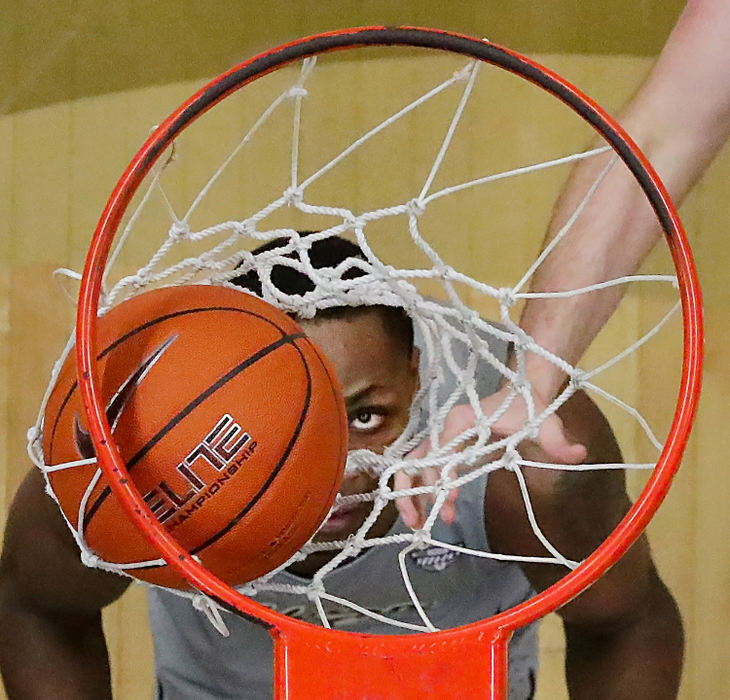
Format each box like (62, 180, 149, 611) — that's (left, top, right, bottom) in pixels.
(42, 284, 347, 589)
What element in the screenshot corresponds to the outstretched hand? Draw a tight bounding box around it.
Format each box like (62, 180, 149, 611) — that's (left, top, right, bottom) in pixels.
(395, 385, 587, 529)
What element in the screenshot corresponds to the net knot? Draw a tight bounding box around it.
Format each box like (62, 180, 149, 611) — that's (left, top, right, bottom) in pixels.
(524, 419, 541, 441)
(169, 220, 190, 239)
(433, 475, 453, 494)
(410, 529, 429, 548)
(287, 86, 308, 99)
(80, 550, 102, 569)
(234, 220, 256, 237)
(453, 64, 473, 82)
(569, 370, 587, 390)
(127, 274, 147, 290)
(342, 535, 360, 558)
(498, 287, 517, 308)
(509, 372, 529, 393)
(306, 581, 326, 600)
(342, 211, 359, 229)
(407, 198, 427, 217)
(283, 186, 304, 206)
(192, 593, 230, 637)
(26, 426, 41, 445)
(502, 448, 521, 471)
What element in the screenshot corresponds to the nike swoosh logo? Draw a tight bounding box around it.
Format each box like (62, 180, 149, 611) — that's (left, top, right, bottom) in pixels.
(73, 334, 178, 460)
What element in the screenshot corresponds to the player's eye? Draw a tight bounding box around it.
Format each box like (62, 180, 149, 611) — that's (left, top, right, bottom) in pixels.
(349, 410, 385, 432)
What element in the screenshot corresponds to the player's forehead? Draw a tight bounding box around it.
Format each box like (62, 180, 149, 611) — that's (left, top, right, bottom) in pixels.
(299, 310, 411, 395)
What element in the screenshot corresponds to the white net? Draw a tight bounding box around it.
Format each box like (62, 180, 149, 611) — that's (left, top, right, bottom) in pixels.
(27, 47, 682, 635)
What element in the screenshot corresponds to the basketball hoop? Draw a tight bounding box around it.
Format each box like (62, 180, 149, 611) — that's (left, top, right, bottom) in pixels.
(54, 27, 702, 698)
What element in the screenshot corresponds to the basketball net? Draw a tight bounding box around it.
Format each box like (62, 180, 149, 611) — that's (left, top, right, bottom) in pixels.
(26, 28, 701, 698)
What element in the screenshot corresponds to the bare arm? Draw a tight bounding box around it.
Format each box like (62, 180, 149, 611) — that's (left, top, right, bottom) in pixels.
(398, 0, 728, 533)
(522, 0, 730, 402)
(485, 392, 683, 698)
(0, 469, 130, 699)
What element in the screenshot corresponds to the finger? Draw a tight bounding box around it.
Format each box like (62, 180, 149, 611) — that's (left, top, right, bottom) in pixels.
(394, 470, 425, 529)
(408, 405, 477, 460)
(395, 495, 421, 529)
(445, 485, 460, 508)
(407, 437, 431, 461)
(538, 414, 587, 464)
(442, 405, 478, 444)
(401, 445, 431, 526)
(420, 467, 441, 506)
(439, 486, 460, 524)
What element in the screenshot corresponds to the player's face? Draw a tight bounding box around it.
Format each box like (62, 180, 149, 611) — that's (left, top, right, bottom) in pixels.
(300, 310, 418, 542)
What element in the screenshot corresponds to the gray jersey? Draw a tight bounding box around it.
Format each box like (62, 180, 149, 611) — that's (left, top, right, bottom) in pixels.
(148, 319, 538, 699)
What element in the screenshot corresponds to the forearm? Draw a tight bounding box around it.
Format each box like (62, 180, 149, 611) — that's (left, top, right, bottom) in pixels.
(520, 0, 730, 400)
(0, 599, 112, 699)
(0, 469, 131, 698)
(521, 110, 722, 401)
(564, 576, 683, 700)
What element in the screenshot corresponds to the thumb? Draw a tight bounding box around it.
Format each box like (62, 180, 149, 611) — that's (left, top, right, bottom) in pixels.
(537, 413, 587, 464)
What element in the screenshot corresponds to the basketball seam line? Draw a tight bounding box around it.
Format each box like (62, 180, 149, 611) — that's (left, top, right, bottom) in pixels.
(47, 304, 295, 462)
(126, 337, 314, 574)
(189, 338, 313, 556)
(82, 331, 305, 533)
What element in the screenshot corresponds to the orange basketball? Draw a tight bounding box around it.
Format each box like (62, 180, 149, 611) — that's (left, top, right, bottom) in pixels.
(43, 285, 347, 589)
